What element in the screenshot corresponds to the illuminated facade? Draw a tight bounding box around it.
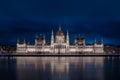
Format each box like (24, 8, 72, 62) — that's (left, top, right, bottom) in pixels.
(16, 26, 104, 53)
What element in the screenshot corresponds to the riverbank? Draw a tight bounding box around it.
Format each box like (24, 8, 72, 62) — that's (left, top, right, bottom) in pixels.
(0, 53, 120, 57)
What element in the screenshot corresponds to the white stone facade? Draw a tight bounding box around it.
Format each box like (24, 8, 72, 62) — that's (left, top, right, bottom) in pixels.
(16, 26, 104, 54)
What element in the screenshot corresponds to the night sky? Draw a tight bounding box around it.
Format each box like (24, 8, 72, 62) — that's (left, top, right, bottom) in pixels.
(0, 0, 120, 46)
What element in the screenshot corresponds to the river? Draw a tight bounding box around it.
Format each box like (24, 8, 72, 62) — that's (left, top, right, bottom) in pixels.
(0, 56, 120, 80)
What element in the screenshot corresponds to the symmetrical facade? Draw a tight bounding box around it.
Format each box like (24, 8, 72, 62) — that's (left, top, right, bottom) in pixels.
(16, 26, 104, 54)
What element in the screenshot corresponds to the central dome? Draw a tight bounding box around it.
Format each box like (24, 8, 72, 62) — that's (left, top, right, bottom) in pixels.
(56, 31, 64, 36)
(56, 26, 64, 36)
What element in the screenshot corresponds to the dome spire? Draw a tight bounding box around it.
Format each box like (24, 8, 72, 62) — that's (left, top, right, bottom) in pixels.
(56, 25, 64, 36)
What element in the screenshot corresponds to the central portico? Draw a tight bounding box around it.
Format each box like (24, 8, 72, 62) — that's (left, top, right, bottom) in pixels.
(51, 25, 69, 54)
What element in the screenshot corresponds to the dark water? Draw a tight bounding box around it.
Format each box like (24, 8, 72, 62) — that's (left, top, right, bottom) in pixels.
(0, 57, 120, 80)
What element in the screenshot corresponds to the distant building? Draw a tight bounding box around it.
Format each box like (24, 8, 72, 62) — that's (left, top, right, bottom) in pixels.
(16, 25, 104, 53)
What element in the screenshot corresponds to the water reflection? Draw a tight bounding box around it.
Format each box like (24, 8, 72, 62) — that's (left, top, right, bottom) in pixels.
(0, 57, 120, 80)
(16, 57, 105, 80)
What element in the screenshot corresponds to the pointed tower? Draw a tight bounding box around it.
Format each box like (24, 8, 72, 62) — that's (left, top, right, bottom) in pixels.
(17, 39, 20, 47)
(51, 30, 54, 45)
(101, 37, 104, 47)
(66, 30, 69, 45)
(43, 34, 46, 45)
(35, 34, 38, 45)
(66, 30, 69, 53)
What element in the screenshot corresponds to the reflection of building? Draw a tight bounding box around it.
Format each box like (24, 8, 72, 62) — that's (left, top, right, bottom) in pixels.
(16, 57, 104, 75)
(16, 25, 104, 53)
(15, 57, 105, 80)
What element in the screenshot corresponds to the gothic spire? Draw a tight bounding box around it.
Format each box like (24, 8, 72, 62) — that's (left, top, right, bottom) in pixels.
(51, 29, 54, 44)
(66, 30, 69, 44)
(67, 30, 69, 35)
(52, 29, 54, 35)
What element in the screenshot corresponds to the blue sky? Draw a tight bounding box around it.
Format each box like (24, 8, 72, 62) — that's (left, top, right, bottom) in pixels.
(0, 0, 120, 45)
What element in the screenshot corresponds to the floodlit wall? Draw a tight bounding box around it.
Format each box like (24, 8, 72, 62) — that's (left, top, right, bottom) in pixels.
(16, 44, 104, 53)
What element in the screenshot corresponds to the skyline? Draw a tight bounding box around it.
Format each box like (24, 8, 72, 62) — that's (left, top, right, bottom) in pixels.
(0, 24, 118, 46)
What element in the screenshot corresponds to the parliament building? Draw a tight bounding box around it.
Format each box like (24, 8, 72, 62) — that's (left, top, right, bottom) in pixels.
(16, 26, 104, 54)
